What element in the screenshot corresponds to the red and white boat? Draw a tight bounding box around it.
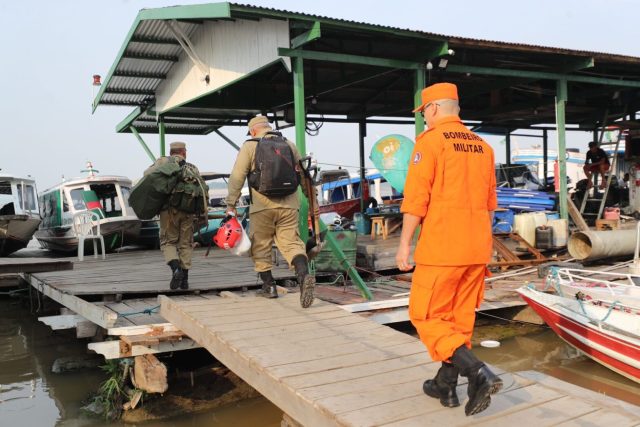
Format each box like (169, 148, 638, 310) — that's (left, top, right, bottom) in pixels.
(517, 285, 640, 384)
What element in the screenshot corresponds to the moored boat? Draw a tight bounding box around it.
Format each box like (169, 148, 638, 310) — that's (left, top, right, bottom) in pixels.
(35, 165, 140, 253)
(0, 174, 41, 256)
(517, 284, 640, 384)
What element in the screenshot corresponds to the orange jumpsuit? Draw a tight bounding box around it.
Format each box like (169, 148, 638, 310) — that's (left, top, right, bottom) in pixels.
(401, 115, 497, 362)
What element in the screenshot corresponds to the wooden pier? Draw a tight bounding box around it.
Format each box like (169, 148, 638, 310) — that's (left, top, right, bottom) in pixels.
(160, 293, 640, 427)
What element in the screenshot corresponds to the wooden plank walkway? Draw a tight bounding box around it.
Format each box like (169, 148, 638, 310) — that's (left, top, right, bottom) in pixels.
(28, 248, 293, 296)
(159, 294, 640, 427)
(0, 257, 73, 274)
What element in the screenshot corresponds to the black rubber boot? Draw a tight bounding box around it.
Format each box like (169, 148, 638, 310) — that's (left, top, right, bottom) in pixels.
(168, 259, 184, 290)
(180, 269, 189, 290)
(258, 271, 277, 299)
(423, 362, 460, 408)
(451, 345, 503, 416)
(292, 255, 315, 308)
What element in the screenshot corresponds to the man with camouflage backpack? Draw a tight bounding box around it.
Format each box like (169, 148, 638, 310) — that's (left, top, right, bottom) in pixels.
(146, 141, 207, 290)
(225, 116, 315, 308)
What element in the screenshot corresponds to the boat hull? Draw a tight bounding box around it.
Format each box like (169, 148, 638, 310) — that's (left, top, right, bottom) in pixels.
(35, 217, 141, 253)
(518, 287, 640, 384)
(0, 215, 41, 256)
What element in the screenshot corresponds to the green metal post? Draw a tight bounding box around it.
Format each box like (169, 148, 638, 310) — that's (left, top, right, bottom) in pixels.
(556, 79, 569, 220)
(359, 121, 366, 214)
(505, 131, 511, 166)
(414, 68, 425, 136)
(543, 129, 548, 183)
(293, 56, 309, 243)
(213, 129, 240, 151)
(319, 220, 373, 300)
(159, 117, 166, 157)
(130, 126, 156, 162)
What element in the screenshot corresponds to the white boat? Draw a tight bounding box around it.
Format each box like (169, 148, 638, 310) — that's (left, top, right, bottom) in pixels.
(518, 284, 640, 384)
(34, 165, 140, 253)
(0, 174, 41, 256)
(550, 268, 640, 311)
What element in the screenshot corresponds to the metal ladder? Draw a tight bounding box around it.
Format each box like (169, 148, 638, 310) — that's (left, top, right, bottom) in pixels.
(579, 127, 623, 220)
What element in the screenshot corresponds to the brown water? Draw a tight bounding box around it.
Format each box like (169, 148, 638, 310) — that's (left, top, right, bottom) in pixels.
(0, 297, 638, 426)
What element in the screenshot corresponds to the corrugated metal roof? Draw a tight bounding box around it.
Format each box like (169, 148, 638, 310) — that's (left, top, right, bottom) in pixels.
(95, 2, 640, 132)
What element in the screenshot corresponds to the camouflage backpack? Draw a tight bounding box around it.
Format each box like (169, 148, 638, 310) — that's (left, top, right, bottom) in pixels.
(169, 162, 208, 215)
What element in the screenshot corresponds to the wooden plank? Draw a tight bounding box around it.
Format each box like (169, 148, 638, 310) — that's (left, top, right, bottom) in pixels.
(0, 258, 73, 274)
(555, 409, 640, 427)
(38, 314, 85, 330)
(375, 383, 562, 427)
(23, 273, 118, 328)
(88, 337, 199, 359)
(471, 395, 598, 427)
(568, 197, 589, 231)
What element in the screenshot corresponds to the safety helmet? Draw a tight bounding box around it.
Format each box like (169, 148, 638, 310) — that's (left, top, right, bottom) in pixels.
(213, 216, 243, 250)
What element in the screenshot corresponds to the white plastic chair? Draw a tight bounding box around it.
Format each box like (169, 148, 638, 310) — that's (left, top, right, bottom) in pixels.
(73, 211, 105, 261)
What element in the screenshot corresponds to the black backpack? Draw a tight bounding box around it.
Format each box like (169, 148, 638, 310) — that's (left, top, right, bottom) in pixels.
(248, 132, 300, 197)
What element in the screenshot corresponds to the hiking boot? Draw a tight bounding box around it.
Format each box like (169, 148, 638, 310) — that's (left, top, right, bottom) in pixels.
(258, 271, 277, 299)
(168, 259, 184, 290)
(423, 362, 460, 408)
(180, 269, 189, 290)
(451, 345, 503, 416)
(292, 255, 315, 308)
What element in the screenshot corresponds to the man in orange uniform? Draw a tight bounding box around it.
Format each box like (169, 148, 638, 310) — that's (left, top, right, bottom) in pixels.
(396, 82, 502, 416)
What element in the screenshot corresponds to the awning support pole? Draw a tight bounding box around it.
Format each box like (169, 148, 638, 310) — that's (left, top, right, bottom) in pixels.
(359, 121, 367, 214)
(159, 117, 166, 157)
(414, 69, 425, 136)
(543, 129, 549, 184)
(213, 129, 240, 151)
(556, 79, 569, 220)
(130, 126, 157, 162)
(292, 56, 309, 244)
(505, 131, 511, 166)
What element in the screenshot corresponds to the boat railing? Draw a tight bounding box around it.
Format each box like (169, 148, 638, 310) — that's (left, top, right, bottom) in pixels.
(557, 268, 637, 295)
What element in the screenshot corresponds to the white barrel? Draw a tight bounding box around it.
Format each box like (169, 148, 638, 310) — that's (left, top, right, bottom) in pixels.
(548, 218, 568, 247)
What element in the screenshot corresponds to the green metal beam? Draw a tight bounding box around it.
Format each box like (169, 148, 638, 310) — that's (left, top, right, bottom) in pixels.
(159, 117, 166, 157)
(279, 48, 423, 70)
(116, 106, 143, 133)
(556, 79, 569, 220)
(139, 3, 231, 21)
(293, 56, 309, 244)
(447, 64, 640, 88)
(414, 68, 425, 136)
(213, 129, 240, 151)
(130, 126, 157, 162)
(291, 21, 321, 49)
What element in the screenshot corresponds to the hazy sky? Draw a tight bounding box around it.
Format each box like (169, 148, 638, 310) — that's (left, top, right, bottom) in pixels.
(2, 0, 639, 189)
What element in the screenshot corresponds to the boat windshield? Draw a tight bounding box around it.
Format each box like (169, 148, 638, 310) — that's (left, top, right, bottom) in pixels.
(16, 183, 37, 212)
(89, 184, 123, 217)
(0, 181, 14, 215)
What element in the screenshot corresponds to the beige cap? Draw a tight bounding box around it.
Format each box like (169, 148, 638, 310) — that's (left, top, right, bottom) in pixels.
(247, 115, 271, 135)
(170, 141, 186, 150)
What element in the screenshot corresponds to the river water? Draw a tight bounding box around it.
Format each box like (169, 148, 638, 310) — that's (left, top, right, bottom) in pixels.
(0, 295, 638, 426)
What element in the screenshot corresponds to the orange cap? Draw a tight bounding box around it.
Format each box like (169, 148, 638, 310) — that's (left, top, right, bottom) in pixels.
(412, 82, 459, 113)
